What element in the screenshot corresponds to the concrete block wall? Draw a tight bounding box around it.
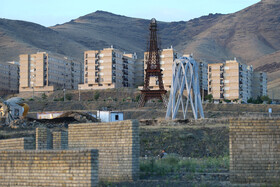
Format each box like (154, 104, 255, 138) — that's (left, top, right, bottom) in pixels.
(0, 137, 35, 150)
(36, 127, 52, 149)
(68, 120, 140, 182)
(0, 149, 99, 186)
(52, 130, 68, 149)
(230, 118, 280, 184)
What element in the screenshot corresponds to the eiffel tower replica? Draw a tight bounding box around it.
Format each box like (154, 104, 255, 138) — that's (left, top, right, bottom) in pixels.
(138, 18, 168, 107)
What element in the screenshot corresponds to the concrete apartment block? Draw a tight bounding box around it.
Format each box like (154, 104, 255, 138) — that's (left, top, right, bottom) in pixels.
(79, 47, 141, 90)
(0, 137, 35, 150)
(252, 71, 267, 99)
(52, 130, 68, 149)
(208, 63, 224, 100)
(208, 59, 259, 102)
(36, 127, 52, 150)
(198, 61, 209, 98)
(144, 48, 178, 90)
(68, 120, 140, 182)
(0, 149, 99, 186)
(230, 118, 280, 184)
(0, 61, 19, 96)
(19, 52, 82, 92)
(134, 59, 145, 87)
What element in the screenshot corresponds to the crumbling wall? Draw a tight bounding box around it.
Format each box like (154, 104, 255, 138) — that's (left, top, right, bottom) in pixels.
(0, 149, 99, 186)
(230, 118, 280, 184)
(68, 120, 140, 182)
(0, 137, 35, 150)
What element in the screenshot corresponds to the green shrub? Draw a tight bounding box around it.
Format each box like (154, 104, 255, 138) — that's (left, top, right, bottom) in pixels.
(41, 93, 47, 100)
(94, 92, 100, 101)
(140, 155, 230, 177)
(65, 93, 72, 101)
(135, 94, 141, 102)
(204, 94, 213, 102)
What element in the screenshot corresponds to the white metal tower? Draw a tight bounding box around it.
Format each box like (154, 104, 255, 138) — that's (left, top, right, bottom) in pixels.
(166, 56, 204, 120)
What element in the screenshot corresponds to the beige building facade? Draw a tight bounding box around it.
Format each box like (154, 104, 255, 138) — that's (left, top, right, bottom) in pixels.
(79, 47, 140, 90)
(208, 59, 267, 102)
(0, 61, 19, 96)
(19, 52, 82, 92)
(208, 62, 224, 100)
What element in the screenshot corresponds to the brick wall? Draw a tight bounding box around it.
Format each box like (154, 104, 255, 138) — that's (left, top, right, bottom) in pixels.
(230, 118, 280, 184)
(0, 137, 35, 150)
(68, 120, 140, 182)
(0, 149, 98, 186)
(52, 130, 68, 149)
(36, 127, 52, 150)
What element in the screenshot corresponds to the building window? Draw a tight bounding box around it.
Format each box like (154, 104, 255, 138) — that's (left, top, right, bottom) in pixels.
(115, 115, 119, 120)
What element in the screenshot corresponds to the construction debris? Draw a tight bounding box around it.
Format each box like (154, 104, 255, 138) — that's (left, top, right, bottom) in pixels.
(0, 111, 99, 128)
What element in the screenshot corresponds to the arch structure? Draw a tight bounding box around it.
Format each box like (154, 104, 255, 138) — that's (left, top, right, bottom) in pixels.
(166, 57, 204, 120)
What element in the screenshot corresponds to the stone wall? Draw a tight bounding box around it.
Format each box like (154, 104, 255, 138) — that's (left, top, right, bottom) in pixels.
(230, 118, 280, 184)
(68, 120, 140, 182)
(52, 130, 68, 149)
(0, 137, 34, 150)
(36, 127, 52, 150)
(0, 149, 98, 186)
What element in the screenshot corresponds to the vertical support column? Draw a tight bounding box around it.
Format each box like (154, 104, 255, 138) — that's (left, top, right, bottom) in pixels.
(36, 127, 52, 150)
(53, 130, 68, 149)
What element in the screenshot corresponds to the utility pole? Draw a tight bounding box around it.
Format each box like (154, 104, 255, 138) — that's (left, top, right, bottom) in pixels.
(79, 89, 81, 101)
(63, 89, 66, 101)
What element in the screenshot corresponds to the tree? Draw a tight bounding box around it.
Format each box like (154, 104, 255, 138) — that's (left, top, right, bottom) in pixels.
(94, 92, 100, 101)
(204, 94, 213, 103)
(41, 93, 47, 100)
(247, 98, 253, 103)
(261, 95, 271, 104)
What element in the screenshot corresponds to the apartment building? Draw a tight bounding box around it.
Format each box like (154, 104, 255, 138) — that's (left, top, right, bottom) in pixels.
(143, 48, 178, 90)
(19, 52, 82, 92)
(252, 71, 267, 99)
(198, 61, 208, 97)
(79, 47, 140, 90)
(208, 59, 254, 102)
(208, 63, 224, 100)
(134, 59, 144, 87)
(0, 61, 19, 96)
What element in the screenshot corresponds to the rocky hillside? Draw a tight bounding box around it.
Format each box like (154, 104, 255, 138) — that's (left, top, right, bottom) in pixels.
(0, 19, 87, 62)
(1, 0, 280, 97)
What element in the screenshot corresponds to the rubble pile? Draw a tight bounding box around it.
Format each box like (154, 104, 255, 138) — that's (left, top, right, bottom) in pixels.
(0, 111, 99, 129)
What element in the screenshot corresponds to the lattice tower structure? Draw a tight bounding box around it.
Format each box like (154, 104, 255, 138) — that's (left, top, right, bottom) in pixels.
(138, 18, 167, 107)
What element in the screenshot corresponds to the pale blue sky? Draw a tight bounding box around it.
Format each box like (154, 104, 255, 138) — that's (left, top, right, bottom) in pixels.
(0, 0, 260, 27)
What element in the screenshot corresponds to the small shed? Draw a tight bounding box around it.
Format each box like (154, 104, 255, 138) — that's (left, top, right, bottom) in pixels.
(97, 111, 124, 122)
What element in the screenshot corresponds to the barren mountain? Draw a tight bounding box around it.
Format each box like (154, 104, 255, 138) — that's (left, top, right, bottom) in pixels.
(0, 19, 87, 62)
(1, 0, 280, 98)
